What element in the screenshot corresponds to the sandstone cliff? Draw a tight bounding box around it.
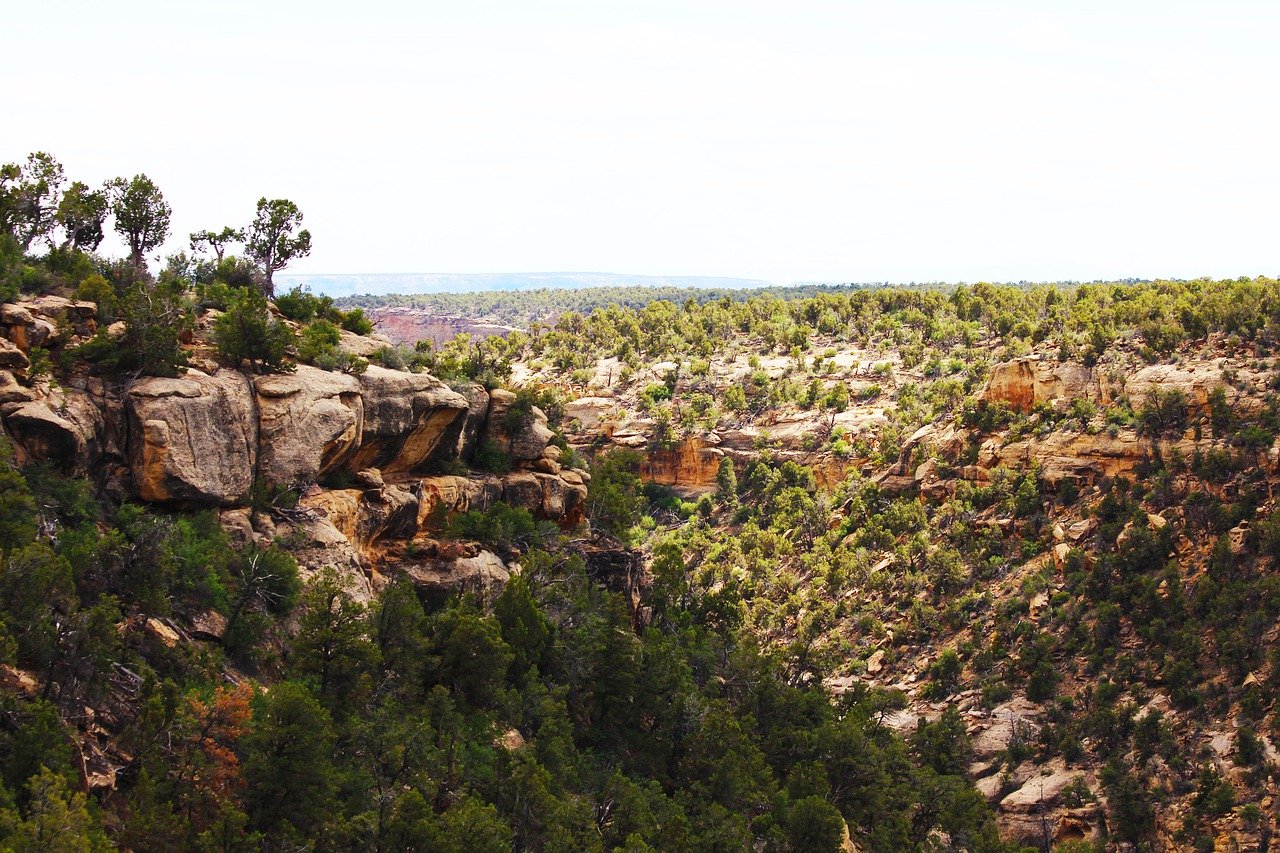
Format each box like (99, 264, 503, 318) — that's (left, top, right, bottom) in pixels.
(0, 295, 594, 603)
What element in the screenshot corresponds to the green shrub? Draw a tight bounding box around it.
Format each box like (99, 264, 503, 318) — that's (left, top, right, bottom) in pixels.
(474, 440, 511, 474)
(74, 278, 193, 377)
(448, 502, 542, 551)
(214, 287, 295, 373)
(340, 308, 373, 335)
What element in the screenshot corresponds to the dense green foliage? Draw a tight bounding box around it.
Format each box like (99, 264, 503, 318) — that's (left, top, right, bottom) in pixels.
(0, 434, 1031, 851)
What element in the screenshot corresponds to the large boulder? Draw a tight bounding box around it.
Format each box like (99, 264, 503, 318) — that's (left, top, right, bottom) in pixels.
(3, 389, 103, 475)
(0, 337, 29, 371)
(484, 388, 554, 462)
(416, 474, 500, 529)
(348, 365, 469, 474)
(0, 303, 56, 352)
(501, 471, 544, 513)
(981, 357, 1095, 413)
(0, 370, 36, 405)
(127, 370, 257, 504)
(15, 296, 97, 338)
(255, 366, 363, 485)
(564, 396, 618, 433)
(403, 547, 510, 604)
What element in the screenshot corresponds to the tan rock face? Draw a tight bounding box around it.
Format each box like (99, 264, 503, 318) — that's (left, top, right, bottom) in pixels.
(348, 365, 469, 473)
(1122, 361, 1231, 412)
(3, 389, 103, 475)
(996, 428, 1186, 484)
(564, 396, 618, 432)
(454, 383, 490, 460)
(416, 475, 499, 529)
(484, 388, 555, 462)
(640, 435, 724, 490)
(0, 337, 29, 371)
(127, 370, 258, 505)
(981, 357, 1097, 413)
(255, 365, 363, 485)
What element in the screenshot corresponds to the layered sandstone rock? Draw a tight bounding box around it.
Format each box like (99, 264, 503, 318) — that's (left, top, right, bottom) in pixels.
(994, 428, 1204, 485)
(484, 388, 555, 461)
(1123, 360, 1235, 412)
(348, 365, 469, 473)
(255, 365, 363, 485)
(640, 435, 724, 489)
(980, 357, 1097, 413)
(127, 370, 258, 504)
(3, 388, 103, 475)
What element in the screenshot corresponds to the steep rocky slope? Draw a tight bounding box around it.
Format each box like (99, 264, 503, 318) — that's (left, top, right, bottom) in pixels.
(0, 294, 589, 606)
(514, 329, 1280, 850)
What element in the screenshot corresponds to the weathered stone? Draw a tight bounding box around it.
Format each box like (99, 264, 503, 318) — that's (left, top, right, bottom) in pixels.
(0, 304, 34, 327)
(640, 436, 724, 490)
(349, 365, 469, 473)
(530, 456, 561, 474)
(454, 382, 489, 460)
(144, 617, 181, 647)
(359, 483, 419, 544)
(127, 370, 257, 505)
(0, 664, 38, 696)
(1067, 519, 1096, 542)
(981, 357, 1096, 413)
(338, 329, 396, 357)
(0, 337, 29, 370)
(1052, 543, 1071, 569)
(1124, 362, 1232, 413)
(502, 471, 544, 513)
(3, 390, 103, 475)
(564, 396, 618, 432)
(971, 699, 1043, 760)
(404, 549, 510, 601)
(536, 472, 567, 518)
(255, 365, 363, 485)
(484, 388, 555, 461)
(189, 610, 228, 642)
(0, 370, 35, 405)
(563, 482, 587, 524)
(417, 475, 471, 529)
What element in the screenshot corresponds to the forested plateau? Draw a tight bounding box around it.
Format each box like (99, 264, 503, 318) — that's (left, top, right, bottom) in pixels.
(2, 153, 1280, 851)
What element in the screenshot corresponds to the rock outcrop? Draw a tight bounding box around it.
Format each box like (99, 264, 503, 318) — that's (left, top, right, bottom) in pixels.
(255, 366, 363, 485)
(347, 365, 470, 473)
(127, 370, 258, 505)
(980, 357, 1097, 412)
(3, 388, 103, 476)
(484, 388, 555, 462)
(640, 435, 724, 489)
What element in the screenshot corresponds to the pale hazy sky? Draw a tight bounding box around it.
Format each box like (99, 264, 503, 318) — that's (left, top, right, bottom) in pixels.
(5, 1, 1278, 283)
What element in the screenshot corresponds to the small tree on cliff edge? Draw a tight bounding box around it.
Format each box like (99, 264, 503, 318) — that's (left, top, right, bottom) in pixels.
(245, 197, 311, 296)
(109, 174, 171, 270)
